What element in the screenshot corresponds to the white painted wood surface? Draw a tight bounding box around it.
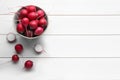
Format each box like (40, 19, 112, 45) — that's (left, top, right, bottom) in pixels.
(0, 0, 120, 80)
(1, 0, 120, 15)
(1, 15, 120, 34)
(1, 35, 120, 57)
(0, 58, 120, 80)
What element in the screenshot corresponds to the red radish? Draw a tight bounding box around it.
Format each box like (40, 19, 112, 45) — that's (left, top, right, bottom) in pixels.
(37, 10, 44, 18)
(36, 20, 39, 24)
(17, 23, 25, 33)
(6, 33, 16, 43)
(21, 17, 29, 27)
(34, 44, 43, 53)
(34, 27, 43, 35)
(24, 60, 33, 69)
(28, 12, 37, 20)
(26, 5, 36, 12)
(39, 18, 47, 26)
(15, 44, 23, 53)
(29, 20, 38, 29)
(12, 55, 19, 63)
(26, 30, 33, 37)
(19, 9, 28, 17)
(21, 17, 29, 36)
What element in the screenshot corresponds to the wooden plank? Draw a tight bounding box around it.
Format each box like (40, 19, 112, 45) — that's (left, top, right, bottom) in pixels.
(1, 0, 120, 15)
(0, 58, 120, 80)
(0, 0, 52, 14)
(1, 15, 120, 34)
(49, 0, 120, 15)
(0, 35, 120, 57)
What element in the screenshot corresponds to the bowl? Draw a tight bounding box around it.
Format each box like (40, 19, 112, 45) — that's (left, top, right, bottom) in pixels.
(14, 5, 48, 39)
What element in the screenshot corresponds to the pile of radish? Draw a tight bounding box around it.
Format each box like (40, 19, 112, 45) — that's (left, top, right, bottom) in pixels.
(16, 5, 48, 38)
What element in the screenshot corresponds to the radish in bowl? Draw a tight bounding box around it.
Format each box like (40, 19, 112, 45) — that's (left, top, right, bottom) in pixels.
(14, 5, 48, 39)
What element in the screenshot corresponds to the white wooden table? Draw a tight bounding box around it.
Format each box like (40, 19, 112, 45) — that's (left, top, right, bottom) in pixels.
(0, 0, 120, 80)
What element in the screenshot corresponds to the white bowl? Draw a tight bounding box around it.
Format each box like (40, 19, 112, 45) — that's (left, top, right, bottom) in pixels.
(14, 5, 48, 39)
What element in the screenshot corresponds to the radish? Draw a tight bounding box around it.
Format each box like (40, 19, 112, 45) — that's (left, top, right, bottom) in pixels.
(37, 10, 44, 18)
(24, 60, 33, 69)
(29, 20, 38, 29)
(17, 23, 25, 33)
(34, 27, 43, 36)
(34, 44, 43, 53)
(39, 18, 47, 26)
(26, 5, 36, 12)
(28, 12, 37, 20)
(36, 20, 39, 24)
(21, 17, 30, 36)
(19, 9, 28, 17)
(6, 33, 16, 43)
(12, 55, 19, 63)
(15, 44, 23, 53)
(21, 17, 29, 27)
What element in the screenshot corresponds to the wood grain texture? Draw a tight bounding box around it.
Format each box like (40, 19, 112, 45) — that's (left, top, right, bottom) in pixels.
(0, 0, 120, 15)
(1, 15, 120, 34)
(0, 58, 120, 80)
(0, 35, 120, 57)
(0, 0, 52, 14)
